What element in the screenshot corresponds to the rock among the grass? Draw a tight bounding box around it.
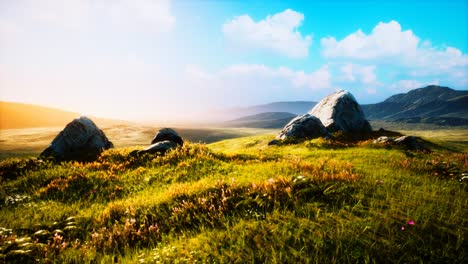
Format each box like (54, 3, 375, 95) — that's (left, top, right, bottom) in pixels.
(138, 140, 178, 155)
(309, 90, 371, 134)
(151, 128, 184, 146)
(40, 116, 113, 161)
(373, 135, 428, 151)
(276, 114, 329, 140)
(394, 136, 426, 150)
(268, 139, 280, 146)
(373, 136, 394, 144)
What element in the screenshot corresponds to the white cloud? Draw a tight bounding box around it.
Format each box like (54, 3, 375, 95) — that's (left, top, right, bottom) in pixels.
(222, 9, 312, 58)
(340, 63, 376, 84)
(406, 46, 468, 73)
(321, 20, 419, 59)
(321, 20, 468, 89)
(320, 20, 468, 70)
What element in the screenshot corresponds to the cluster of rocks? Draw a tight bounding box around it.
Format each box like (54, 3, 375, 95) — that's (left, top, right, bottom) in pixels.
(40, 116, 183, 161)
(137, 128, 183, 155)
(39, 90, 426, 161)
(372, 135, 427, 151)
(275, 90, 372, 142)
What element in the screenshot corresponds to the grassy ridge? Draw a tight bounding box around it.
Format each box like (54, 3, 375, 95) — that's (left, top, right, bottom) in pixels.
(0, 134, 467, 263)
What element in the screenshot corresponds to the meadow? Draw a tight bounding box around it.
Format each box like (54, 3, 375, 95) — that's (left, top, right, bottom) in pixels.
(0, 125, 467, 263)
(0, 125, 275, 160)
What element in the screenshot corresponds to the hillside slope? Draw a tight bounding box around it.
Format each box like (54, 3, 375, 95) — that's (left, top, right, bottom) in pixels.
(362, 85, 468, 124)
(0, 101, 128, 129)
(0, 133, 466, 263)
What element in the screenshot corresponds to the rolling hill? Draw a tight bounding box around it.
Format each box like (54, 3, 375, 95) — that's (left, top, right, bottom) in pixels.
(0, 101, 129, 129)
(361, 85, 468, 125)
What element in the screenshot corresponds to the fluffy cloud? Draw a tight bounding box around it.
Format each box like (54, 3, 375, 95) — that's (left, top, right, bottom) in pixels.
(321, 20, 468, 70)
(321, 20, 468, 88)
(321, 21, 419, 59)
(223, 9, 312, 58)
(340, 63, 377, 84)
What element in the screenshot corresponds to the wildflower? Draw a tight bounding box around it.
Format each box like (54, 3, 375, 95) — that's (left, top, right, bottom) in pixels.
(401, 226, 405, 231)
(408, 220, 415, 225)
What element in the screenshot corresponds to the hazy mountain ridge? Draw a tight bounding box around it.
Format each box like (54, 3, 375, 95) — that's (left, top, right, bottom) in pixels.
(224, 112, 297, 128)
(219, 101, 316, 120)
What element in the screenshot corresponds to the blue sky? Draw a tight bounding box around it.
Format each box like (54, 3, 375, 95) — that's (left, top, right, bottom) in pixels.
(0, 0, 467, 121)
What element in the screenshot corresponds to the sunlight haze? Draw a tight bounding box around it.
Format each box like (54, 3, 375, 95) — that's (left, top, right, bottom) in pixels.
(0, 0, 467, 121)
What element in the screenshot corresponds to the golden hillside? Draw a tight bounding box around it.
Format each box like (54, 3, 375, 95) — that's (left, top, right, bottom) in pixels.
(0, 101, 128, 129)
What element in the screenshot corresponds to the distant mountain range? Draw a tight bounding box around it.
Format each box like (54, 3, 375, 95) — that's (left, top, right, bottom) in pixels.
(2, 85, 467, 129)
(361, 85, 468, 125)
(216, 101, 316, 121)
(223, 85, 468, 128)
(0, 102, 129, 129)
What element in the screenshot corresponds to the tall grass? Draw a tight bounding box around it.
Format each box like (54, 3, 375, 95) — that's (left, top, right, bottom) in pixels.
(0, 136, 466, 263)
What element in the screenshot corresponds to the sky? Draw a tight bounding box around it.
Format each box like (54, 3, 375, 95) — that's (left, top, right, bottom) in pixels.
(0, 0, 467, 121)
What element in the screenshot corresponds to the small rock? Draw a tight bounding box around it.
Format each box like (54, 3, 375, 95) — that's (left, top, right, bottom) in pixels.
(138, 140, 178, 155)
(394, 136, 425, 150)
(373, 136, 394, 144)
(268, 139, 280, 146)
(151, 128, 183, 146)
(276, 114, 329, 141)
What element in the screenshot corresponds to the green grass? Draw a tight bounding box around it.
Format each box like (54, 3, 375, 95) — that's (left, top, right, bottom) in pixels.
(0, 125, 276, 160)
(0, 130, 467, 263)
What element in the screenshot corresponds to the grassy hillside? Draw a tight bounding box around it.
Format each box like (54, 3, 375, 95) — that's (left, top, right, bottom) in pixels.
(0, 132, 467, 263)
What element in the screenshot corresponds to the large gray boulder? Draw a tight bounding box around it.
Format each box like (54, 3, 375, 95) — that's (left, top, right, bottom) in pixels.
(151, 128, 183, 146)
(309, 90, 371, 134)
(276, 114, 329, 140)
(40, 116, 113, 161)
